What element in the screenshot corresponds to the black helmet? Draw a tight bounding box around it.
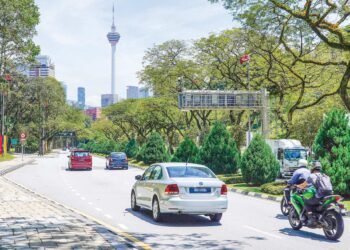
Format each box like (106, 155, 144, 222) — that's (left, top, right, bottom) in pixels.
(311, 161, 322, 172)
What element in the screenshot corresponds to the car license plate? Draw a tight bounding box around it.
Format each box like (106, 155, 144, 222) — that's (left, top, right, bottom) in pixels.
(189, 187, 211, 193)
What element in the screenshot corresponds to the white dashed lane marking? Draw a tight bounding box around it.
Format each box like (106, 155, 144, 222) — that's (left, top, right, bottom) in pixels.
(104, 214, 113, 219)
(118, 224, 128, 230)
(95, 207, 102, 212)
(244, 225, 283, 240)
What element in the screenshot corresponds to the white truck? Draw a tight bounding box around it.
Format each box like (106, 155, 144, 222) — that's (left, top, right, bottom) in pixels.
(266, 139, 308, 178)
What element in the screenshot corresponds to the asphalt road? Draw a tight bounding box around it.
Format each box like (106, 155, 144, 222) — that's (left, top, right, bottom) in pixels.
(7, 151, 350, 250)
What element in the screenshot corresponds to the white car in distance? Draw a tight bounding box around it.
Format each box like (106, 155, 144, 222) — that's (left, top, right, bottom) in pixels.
(131, 163, 228, 222)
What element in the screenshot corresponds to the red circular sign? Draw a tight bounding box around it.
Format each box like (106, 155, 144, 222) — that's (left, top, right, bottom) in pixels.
(20, 132, 26, 140)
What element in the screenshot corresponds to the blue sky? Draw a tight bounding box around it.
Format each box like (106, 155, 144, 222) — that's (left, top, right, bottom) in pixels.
(34, 0, 235, 107)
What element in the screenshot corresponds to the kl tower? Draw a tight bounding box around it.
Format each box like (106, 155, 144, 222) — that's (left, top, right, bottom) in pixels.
(106, 4, 120, 104)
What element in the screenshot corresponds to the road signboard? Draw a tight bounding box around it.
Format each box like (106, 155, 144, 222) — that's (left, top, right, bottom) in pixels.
(20, 132, 27, 144)
(10, 138, 18, 145)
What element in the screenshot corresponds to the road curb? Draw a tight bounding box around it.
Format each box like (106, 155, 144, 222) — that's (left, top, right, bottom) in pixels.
(0, 158, 36, 176)
(230, 188, 350, 217)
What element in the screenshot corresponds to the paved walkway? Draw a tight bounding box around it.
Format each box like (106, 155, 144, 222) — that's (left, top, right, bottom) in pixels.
(0, 155, 132, 249)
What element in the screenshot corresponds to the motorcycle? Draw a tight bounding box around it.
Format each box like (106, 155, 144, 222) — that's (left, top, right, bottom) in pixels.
(288, 186, 347, 240)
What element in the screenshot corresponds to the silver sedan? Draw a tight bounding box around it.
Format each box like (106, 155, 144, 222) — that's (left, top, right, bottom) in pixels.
(131, 163, 228, 222)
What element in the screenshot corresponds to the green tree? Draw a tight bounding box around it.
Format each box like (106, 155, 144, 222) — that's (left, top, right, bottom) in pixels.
(138, 132, 170, 165)
(0, 0, 40, 75)
(240, 134, 280, 185)
(172, 137, 198, 163)
(197, 122, 240, 174)
(125, 138, 138, 158)
(313, 109, 350, 195)
(211, 0, 350, 111)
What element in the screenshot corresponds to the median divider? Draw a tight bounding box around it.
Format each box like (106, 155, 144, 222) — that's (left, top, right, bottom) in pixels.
(230, 187, 350, 217)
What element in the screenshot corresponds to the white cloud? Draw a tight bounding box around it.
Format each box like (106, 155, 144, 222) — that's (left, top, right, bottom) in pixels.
(34, 0, 235, 106)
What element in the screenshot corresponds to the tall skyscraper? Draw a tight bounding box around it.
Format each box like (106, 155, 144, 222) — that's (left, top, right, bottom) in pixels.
(139, 87, 150, 98)
(101, 94, 118, 108)
(127, 86, 139, 99)
(28, 55, 55, 78)
(77, 87, 85, 109)
(106, 4, 120, 104)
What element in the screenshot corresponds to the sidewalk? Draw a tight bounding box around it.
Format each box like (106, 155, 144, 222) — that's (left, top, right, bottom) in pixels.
(0, 155, 133, 249)
(0, 154, 37, 176)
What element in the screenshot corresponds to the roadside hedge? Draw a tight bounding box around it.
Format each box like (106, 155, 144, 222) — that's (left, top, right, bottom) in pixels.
(218, 174, 244, 184)
(260, 182, 285, 195)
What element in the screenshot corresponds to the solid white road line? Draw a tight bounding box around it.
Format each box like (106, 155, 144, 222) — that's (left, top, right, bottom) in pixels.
(244, 225, 283, 240)
(118, 224, 128, 230)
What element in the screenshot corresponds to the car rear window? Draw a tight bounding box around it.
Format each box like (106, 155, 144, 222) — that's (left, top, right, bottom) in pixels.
(73, 151, 90, 157)
(111, 153, 126, 159)
(166, 166, 216, 178)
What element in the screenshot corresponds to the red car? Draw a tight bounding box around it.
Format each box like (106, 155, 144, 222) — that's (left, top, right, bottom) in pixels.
(68, 150, 92, 171)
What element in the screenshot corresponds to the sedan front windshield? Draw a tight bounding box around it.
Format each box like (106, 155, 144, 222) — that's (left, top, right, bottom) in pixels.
(284, 149, 307, 160)
(166, 166, 216, 178)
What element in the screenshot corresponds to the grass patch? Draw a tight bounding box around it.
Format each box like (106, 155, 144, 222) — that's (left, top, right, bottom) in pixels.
(343, 200, 350, 210)
(129, 158, 148, 169)
(0, 154, 15, 162)
(228, 183, 282, 197)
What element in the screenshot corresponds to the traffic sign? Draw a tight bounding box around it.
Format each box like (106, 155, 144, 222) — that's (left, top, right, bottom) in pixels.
(20, 132, 26, 140)
(20, 132, 27, 144)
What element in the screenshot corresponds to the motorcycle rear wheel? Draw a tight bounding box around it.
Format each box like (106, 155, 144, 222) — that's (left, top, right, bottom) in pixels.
(288, 207, 302, 230)
(323, 210, 344, 241)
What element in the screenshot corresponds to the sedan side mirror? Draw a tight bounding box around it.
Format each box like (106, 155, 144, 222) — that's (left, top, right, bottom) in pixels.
(135, 175, 142, 181)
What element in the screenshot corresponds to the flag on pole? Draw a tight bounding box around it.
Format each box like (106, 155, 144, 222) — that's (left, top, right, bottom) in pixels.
(240, 54, 250, 64)
(4, 74, 12, 81)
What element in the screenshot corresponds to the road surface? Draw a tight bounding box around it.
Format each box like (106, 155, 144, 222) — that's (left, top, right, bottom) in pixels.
(7, 151, 350, 250)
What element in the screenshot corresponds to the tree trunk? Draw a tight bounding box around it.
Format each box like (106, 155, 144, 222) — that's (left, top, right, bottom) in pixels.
(339, 61, 350, 111)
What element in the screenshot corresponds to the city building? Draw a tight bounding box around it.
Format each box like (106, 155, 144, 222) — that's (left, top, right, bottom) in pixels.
(127, 86, 139, 99)
(101, 94, 118, 108)
(29, 55, 55, 78)
(139, 87, 150, 98)
(105, 4, 121, 105)
(60, 82, 67, 99)
(77, 87, 85, 109)
(85, 107, 101, 121)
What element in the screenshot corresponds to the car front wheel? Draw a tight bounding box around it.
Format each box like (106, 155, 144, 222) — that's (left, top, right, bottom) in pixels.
(152, 197, 162, 222)
(131, 191, 140, 211)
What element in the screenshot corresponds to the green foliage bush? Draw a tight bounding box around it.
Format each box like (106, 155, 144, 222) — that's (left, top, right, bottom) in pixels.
(137, 132, 170, 165)
(172, 137, 198, 163)
(313, 109, 350, 195)
(240, 134, 280, 185)
(125, 138, 138, 158)
(218, 174, 244, 184)
(260, 182, 285, 195)
(197, 122, 240, 174)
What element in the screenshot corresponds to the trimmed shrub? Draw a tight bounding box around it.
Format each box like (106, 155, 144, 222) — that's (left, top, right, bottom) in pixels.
(260, 182, 285, 195)
(172, 137, 198, 163)
(240, 134, 280, 185)
(138, 132, 170, 165)
(197, 122, 240, 174)
(125, 138, 138, 158)
(313, 109, 350, 195)
(217, 174, 244, 184)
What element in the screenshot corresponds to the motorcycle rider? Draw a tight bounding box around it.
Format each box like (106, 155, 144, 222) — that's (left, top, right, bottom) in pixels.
(284, 159, 310, 204)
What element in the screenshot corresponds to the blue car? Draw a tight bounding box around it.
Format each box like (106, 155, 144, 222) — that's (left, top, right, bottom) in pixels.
(106, 152, 128, 170)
